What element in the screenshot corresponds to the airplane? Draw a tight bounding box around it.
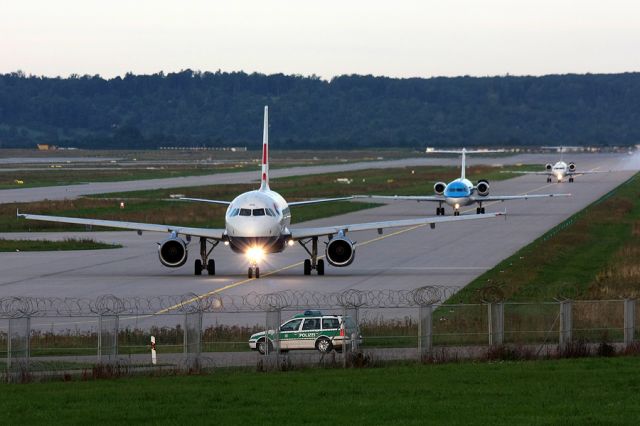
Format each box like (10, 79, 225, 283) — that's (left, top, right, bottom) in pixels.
(357, 148, 570, 216)
(17, 107, 504, 279)
(502, 159, 610, 183)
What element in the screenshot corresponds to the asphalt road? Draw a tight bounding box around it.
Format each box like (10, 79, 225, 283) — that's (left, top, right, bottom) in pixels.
(0, 152, 627, 204)
(0, 153, 635, 312)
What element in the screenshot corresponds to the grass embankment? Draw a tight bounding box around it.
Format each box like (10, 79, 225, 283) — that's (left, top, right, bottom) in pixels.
(2, 357, 640, 424)
(0, 238, 121, 252)
(447, 172, 640, 304)
(4, 164, 537, 232)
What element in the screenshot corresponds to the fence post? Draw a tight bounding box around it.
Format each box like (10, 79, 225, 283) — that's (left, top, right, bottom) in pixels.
(7, 316, 30, 373)
(418, 305, 433, 359)
(184, 311, 203, 371)
(488, 303, 504, 346)
(264, 308, 282, 370)
(559, 301, 573, 348)
(98, 314, 119, 364)
(624, 299, 636, 348)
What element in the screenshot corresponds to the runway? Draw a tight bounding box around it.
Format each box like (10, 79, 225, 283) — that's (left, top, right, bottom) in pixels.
(0, 152, 626, 204)
(0, 153, 636, 305)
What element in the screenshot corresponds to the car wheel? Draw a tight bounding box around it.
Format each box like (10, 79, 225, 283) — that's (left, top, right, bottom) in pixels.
(316, 337, 333, 354)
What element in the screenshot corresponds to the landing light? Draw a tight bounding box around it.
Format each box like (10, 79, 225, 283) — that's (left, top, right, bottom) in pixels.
(224, 241, 229, 246)
(454, 203, 460, 209)
(246, 246, 265, 262)
(287, 239, 294, 246)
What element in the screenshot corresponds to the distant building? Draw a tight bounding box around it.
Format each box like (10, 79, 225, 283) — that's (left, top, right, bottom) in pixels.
(37, 144, 57, 151)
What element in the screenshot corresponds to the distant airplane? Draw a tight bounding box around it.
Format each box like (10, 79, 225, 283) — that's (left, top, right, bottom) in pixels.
(18, 107, 503, 278)
(503, 148, 611, 183)
(357, 148, 570, 216)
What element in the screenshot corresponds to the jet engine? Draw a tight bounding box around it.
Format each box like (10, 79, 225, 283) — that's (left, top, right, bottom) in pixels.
(545, 163, 553, 171)
(433, 182, 447, 195)
(568, 162, 576, 172)
(158, 236, 188, 267)
(476, 179, 490, 196)
(325, 236, 355, 267)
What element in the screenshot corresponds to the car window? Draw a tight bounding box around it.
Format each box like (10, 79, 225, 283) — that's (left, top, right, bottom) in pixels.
(239, 208, 251, 216)
(253, 208, 265, 216)
(322, 318, 339, 330)
(302, 318, 320, 330)
(280, 319, 302, 332)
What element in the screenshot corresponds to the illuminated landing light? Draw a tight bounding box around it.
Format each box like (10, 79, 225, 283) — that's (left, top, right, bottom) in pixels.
(246, 246, 265, 263)
(224, 241, 229, 246)
(454, 203, 460, 209)
(287, 239, 295, 247)
(556, 174, 563, 180)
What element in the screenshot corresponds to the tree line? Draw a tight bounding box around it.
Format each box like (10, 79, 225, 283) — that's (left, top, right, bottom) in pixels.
(0, 70, 638, 149)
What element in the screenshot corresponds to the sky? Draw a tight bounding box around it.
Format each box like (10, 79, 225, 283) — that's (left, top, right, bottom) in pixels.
(1, 0, 639, 79)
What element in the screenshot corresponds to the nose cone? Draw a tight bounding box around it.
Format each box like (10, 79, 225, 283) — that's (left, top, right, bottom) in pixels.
(226, 216, 280, 237)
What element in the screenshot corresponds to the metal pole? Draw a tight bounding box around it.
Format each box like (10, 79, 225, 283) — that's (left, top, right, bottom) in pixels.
(559, 301, 572, 348)
(418, 305, 433, 359)
(624, 299, 636, 348)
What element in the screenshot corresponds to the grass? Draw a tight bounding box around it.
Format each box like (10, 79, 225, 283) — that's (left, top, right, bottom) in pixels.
(3, 164, 536, 232)
(0, 238, 121, 252)
(446, 172, 640, 304)
(1, 357, 640, 424)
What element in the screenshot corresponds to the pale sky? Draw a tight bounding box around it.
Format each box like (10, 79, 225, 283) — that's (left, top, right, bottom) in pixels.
(1, 0, 639, 79)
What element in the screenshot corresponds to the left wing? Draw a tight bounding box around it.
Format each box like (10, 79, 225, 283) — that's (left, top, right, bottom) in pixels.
(354, 195, 444, 202)
(289, 211, 504, 240)
(500, 171, 552, 175)
(288, 196, 354, 207)
(17, 211, 226, 240)
(471, 193, 571, 202)
(176, 197, 231, 206)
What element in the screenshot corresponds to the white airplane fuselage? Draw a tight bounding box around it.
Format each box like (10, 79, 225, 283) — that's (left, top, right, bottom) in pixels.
(550, 161, 569, 181)
(225, 189, 292, 254)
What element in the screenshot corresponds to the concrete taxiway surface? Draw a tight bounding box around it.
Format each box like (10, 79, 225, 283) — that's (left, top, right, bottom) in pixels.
(0, 153, 636, 313)
(0, 153, 627, 204)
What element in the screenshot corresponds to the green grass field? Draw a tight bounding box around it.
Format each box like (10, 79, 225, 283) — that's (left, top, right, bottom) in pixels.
(2, 357, 639, 424)
(447, 172, 640, 304)
(0, 238, 121, 252)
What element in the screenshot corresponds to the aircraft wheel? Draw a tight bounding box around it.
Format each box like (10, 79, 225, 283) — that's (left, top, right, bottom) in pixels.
(454, 211, 460, 216)
(317, 259, 325, 276)
(476, 207, 481, 214)
(436, 208, 441, 216)
(569, 178, 574, 183)
(481, 207, 485, 214)
(194, 259, 202, 276)
(207, 259, 215, 275)
(248, 267, 253, 279)
(304, 259, 311, 275)
(255, 267, 260, 279)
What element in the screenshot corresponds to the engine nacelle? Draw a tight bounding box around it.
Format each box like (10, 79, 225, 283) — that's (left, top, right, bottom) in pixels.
(545, 163, 553, 171)
(433, 181, 446, 195)
(568, 162, 576, 172)
(325, 236, 355, 267)
(476, 179, 490, 196)
(158, 237, 188, 268)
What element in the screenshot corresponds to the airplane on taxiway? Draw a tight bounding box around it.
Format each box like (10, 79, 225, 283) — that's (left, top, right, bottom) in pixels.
(18, 107, 504, 278)
(502, 148, 611, 183)
(357, 148, 570, 216)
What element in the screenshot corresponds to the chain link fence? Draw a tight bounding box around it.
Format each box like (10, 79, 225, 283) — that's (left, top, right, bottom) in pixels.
(0, 287, 637, 381)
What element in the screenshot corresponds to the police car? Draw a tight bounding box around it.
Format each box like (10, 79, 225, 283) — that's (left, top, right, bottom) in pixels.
(249, 311, 360, 354)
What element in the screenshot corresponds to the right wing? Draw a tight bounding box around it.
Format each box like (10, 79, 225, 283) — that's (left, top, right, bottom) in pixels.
(289, 211, 504, 240)
(354, 195, 444, 202)
(500, 171, 551, 175)
(17, 211, 226, 240)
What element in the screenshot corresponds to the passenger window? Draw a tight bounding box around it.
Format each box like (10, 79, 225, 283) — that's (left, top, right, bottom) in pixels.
(322, 318, 339, 330)
(302, 318, 320, 330)
(253, 208, 265, 216)
(280, 319, 302, 332)
(239, 208, 251, 216)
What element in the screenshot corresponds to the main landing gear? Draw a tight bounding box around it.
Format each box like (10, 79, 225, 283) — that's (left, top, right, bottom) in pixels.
(435, 202, 445, 216)
(547, 177, 552, 183)
(568, 177, 574, 183)
(476, 206, 486, 214)
(194, 237, 218, 276)
(298, 237, 325, 276)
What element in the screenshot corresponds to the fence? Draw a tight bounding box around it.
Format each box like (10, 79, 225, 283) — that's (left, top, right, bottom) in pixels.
(0, 287, 637, 380)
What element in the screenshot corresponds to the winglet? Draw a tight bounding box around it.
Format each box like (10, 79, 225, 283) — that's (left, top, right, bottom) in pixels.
(260, 105, 270, 191)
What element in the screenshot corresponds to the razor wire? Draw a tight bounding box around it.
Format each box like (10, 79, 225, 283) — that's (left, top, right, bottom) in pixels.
(0, 286, 459, 318)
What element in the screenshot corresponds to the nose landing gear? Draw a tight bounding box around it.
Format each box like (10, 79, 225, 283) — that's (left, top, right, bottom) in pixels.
(248, 264, 260, 279)
(299, 237, 325, 276)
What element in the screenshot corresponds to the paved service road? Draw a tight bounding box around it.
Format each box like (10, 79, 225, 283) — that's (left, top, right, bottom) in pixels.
(0, 153, 636, 319)
(0, 153, 626, 204)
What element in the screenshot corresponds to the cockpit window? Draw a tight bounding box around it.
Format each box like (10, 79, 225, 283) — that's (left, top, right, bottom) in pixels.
(253, 208, 266, 216)
(239, 208, 251, 216)
(266, 208, 276, 217)
(229, 208, 240, 217)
